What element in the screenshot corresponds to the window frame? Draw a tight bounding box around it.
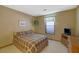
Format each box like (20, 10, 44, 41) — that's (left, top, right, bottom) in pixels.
(44, 16, 55, 35)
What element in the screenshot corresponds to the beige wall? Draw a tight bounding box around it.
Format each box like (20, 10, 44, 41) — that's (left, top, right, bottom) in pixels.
(76, 6, 79, 36)
(0, 6, 32, 47)
(55, 9, 76, 41)
(33, 9, 76, 41)
(32, 16, 45, 34)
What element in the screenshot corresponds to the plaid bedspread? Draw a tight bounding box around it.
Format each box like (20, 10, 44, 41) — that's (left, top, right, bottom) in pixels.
(13, 31, 48, 53)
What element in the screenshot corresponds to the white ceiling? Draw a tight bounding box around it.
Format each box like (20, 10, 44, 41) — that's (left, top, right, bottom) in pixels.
(4, 5, 77, 16)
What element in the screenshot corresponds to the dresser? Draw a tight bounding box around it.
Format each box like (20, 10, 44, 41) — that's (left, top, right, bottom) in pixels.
(61, 34, 79, 53)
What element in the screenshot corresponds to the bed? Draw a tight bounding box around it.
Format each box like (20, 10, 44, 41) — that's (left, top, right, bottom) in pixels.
(13, 30, 48, 53)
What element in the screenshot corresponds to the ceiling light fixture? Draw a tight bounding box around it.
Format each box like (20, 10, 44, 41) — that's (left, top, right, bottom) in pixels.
(43, 9, 47, 11)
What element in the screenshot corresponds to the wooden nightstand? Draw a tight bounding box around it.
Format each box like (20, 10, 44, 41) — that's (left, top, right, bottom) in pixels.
(61, 34, 79, 53)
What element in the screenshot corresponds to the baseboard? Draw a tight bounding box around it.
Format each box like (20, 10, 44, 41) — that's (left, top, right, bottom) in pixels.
(0, 43, 13, 49)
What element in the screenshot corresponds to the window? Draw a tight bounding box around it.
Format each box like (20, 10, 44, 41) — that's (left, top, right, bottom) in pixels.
(44, 16, 55, 34)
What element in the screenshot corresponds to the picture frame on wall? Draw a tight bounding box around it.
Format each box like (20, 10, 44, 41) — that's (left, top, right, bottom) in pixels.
(19, 20, 26, 27)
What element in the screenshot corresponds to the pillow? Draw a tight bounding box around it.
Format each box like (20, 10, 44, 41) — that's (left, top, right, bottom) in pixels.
(16, 32, 24, 36)
(26, 30, 33, 34)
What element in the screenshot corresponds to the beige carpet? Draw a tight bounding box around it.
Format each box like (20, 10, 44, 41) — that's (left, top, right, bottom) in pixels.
(0, 40, 68, 53)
